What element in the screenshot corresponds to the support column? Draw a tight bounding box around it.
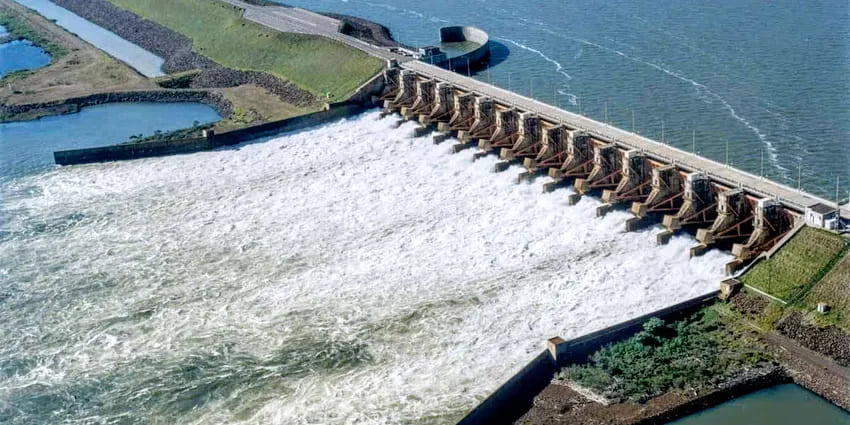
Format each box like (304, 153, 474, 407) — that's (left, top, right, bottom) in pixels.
(519, 124, 565, 183)
(731, 199, 793, 260)
(658, 173, 716, 245)
(383, 70, 416, 113)
(421, 82, 453, 125)
(693, 189, 753, 257)
(458, 97, 495, 143)
(501, 113, 540, 161)
(573, 144, 622, 208)
(627, 165, 683, 232)
(476, 108, 518, 157)
(542, 131, 593, 193)
(402, 79, 435, 120)
(601, 150, 651, 211)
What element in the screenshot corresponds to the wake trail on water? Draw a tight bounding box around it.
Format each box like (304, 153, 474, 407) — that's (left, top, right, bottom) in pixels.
(536, 28, 787, 177)
(0, 111, 730, 424)
(498, 37, 573, 81)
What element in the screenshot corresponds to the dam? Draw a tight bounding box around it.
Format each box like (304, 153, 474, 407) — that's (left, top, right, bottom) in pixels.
(7, 0, 848, 423)
(378, 59, 847, 272)
(210, 0, 849, 272)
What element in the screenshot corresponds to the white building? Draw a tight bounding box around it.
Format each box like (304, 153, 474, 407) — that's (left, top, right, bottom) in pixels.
(805, 203, 839, 230)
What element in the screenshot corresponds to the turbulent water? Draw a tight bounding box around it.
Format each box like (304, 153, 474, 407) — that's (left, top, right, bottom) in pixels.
(0, 112, 730, 424)
(280, 0, 850, 200)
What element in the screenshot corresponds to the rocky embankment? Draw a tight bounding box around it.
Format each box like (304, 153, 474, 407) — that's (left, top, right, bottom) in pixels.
(1, 90, 232, 123)
(776, 313, 850, 366)
(322, 13, 409, 49)
(49, 0, 316, 107)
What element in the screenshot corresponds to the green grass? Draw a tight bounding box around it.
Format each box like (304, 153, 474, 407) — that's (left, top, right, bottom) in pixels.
(106, 0, 384, 101)
(803, 250, 850, 331)
(740, 227, 847, 302)
(558, 308, 771, 403)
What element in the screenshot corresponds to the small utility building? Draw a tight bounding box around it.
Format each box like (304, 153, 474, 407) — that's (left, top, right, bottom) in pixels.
(805, 203, 839, 229)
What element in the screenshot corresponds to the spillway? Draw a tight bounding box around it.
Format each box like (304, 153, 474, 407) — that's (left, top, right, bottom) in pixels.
(0, 111, 730, 424)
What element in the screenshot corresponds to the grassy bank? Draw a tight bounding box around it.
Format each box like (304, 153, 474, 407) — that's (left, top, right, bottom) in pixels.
(0, 10, 67, 58)
(740, 227, 847, 302)
(106, 0, 384, 101)
(802, 251, 850, 330)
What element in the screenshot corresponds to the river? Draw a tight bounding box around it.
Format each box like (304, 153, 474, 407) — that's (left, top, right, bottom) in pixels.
(279, 0, 850, 200)
(0, 111, 731, 423)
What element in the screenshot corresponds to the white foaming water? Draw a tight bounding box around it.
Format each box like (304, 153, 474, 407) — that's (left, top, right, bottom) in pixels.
(0, 111, 730, 424)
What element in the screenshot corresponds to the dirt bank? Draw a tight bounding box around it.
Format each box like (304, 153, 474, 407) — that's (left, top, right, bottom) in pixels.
(49, 0, 317, 107)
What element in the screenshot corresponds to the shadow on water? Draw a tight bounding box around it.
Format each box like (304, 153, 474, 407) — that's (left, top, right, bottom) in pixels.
(439, 40, 510, 76)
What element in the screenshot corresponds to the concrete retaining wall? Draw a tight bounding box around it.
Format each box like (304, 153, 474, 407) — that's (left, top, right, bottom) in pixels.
(457, 291, 720, 425)
(438, 26, 490, 72)
(53, 73, 386, 165)
(54, 103, 369, 165)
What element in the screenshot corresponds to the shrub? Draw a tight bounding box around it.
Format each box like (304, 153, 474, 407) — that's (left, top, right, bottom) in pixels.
(558, 309, 770, 402)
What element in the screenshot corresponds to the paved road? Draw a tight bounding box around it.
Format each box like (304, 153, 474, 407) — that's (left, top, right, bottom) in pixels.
(220, 0, 411, 61)
(221, 0, 848, 218)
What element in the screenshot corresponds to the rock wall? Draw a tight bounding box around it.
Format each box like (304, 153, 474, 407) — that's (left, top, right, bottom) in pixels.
(1, 90, 233, 123)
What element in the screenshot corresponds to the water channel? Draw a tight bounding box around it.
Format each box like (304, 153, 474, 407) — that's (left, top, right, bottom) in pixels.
(668, 384, 850, 425)
(12, 0, 165, 77)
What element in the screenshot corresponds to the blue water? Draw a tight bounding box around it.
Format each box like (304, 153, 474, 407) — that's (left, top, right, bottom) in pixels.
(12, 0, 165, 77)
(280, 0, 849, 200)
(668, 384, 850, 425)
(0, 102, 220, 179)
(0, 39, 51, 78)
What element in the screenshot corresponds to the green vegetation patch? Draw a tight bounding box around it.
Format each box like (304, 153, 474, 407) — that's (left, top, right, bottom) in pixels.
(106, 0, 384, 101)
(125, 121, 213, 144)
(0, 11, 68, 58)
(740, 227, 847, 302)
(558, 308, 771, 403)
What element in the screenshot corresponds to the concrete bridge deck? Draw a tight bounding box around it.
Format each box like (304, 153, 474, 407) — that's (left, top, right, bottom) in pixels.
(222, 0, 847, 218)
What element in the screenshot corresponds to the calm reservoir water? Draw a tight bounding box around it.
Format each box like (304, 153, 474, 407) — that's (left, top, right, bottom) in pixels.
(668, 384, 850, 425)
(12, 0, 165, 77)
(0, 39, 51, 78)
(0, 102, 220, 179)
(280, 0, 850, 200)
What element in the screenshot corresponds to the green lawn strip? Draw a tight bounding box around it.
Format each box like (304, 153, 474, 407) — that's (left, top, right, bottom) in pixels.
(558, 307, 771, 403)
(739, 227, 848, 302)
(105, 0, 384, 101)
(0, 10, 68, 58)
